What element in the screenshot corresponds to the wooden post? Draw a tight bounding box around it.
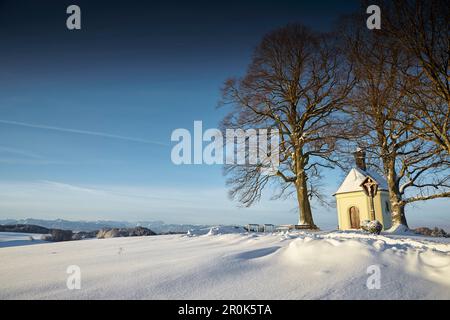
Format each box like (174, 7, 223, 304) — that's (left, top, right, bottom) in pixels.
(362, 178, 378, 221)
(369, 196, 376, 221)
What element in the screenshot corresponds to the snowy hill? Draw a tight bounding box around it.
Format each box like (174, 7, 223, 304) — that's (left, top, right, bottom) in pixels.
(0, 229, 449, 299)
(0, 232, 49, 248)
(0, 218, 209, 234)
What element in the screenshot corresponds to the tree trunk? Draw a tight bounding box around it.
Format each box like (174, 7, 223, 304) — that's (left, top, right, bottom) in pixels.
(295, 172, 317, 229)
(391, 199, 408, 227)
(385, 160, 409, 228)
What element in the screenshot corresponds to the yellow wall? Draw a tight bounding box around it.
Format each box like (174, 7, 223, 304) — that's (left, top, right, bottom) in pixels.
(335, 191, 392, 230)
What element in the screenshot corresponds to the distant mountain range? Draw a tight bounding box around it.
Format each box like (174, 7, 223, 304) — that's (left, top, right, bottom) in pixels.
(0, 218, 210, 234)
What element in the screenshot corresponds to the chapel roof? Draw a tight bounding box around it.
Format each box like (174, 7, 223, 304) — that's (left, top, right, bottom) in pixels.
(334, 167, 388, 195)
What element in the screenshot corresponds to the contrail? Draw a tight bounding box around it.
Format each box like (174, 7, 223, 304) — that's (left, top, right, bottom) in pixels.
(0, 119, 168, 146)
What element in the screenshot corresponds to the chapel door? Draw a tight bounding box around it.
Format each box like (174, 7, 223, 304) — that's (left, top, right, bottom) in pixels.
(349, 206, 360, 229)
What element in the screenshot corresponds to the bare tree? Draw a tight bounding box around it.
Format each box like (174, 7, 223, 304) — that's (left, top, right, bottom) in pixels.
(381, 0, 450, 153)
(219, 25, 353, 229)
(342, 14, 450, 229)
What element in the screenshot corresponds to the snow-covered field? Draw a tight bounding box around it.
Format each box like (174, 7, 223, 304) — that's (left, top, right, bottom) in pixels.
(0, 228, 449, 300)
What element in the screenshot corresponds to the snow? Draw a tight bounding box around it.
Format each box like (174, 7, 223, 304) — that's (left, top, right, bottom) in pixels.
(187, 225, 247, 236)
(335, 168, 388, 195)
(0, 230, 449, 299)
(386, 224, 417, 235)
(0, 232, 49, 248)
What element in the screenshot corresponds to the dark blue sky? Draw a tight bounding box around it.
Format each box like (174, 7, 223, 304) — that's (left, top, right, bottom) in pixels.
(0, 0, 447, 228)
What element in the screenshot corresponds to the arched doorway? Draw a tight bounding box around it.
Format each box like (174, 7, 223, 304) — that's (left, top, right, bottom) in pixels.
(349, 206, 360, 229)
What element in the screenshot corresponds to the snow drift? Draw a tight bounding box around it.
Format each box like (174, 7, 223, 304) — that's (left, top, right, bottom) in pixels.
(0, 230, 449, 299)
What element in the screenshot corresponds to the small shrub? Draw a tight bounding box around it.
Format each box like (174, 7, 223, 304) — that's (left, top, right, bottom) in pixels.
(361, 220, 383, 235)
(49, 229, 73, 242)
(414, 227, 448, 238)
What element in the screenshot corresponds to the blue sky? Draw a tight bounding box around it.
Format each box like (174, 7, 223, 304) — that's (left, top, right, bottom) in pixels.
(0, 0, 448, 230)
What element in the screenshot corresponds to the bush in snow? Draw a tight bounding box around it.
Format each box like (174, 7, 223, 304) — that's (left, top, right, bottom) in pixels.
(414, 227, 448, 238)
(50, 229, 73, 241)
(41, 229, 73, 242)
(96, 227, 156, 239)
(72, 231, 98, 240)
(361, 220, 383, 235)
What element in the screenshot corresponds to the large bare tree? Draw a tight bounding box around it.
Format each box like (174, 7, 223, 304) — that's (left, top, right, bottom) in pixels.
(342, 14, 450, 229)
(219, 25, 353, 228)
(381, 0, 450, 153)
